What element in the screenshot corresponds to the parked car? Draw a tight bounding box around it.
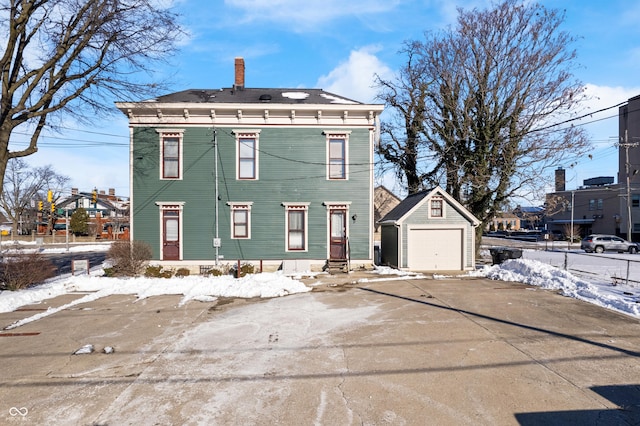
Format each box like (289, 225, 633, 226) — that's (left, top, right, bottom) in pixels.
(580, 234, 639, 254)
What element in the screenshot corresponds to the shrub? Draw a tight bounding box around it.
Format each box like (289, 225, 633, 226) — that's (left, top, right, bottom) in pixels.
(144, 265, 173, 278)
(69, 207, 90, 236)
(106, 240, 153, 276)
(175, 268, 190, 277)
(231, 262, 255, 278)
(203, 264, 230, 276)
(0, 251, 56, 291)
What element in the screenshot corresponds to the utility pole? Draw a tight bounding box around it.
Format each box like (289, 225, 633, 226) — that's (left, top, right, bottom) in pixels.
(618, 129, 640, 241)
(570, 190, 575, 249)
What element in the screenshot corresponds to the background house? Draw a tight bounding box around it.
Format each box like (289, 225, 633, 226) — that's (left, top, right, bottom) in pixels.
(374, 185, 401, 241)
(52, 188, 129, 238)
(379, 187, 479, 271)
(116, 58, 384, 272)
(0, 187, 128, 239)
(487, 211, 521, 232)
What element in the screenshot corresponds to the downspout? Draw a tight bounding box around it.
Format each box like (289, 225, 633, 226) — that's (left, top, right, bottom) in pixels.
(214, 129, 220, 265)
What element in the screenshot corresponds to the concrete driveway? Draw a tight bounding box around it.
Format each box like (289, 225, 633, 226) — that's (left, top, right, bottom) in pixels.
(1, 276, 639, 425)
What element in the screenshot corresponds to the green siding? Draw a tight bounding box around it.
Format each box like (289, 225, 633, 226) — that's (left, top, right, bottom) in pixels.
(132, 126, 372, 261)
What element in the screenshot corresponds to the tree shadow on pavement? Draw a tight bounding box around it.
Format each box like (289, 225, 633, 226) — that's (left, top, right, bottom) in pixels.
(357, 286, 640, 359)
(515, 384, 640, 425)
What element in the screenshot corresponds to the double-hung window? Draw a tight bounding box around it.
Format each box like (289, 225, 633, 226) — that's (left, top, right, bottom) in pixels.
(283, 203, 309, 251)
(157, 129, 184, 180)
(430, 198, 444, 218)
(227, 202, 252, 239)
(324, 131, 350, 180)
(234, 130, 260, 180)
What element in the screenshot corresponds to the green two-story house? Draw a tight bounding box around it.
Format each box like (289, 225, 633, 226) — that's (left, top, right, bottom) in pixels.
(116, 58, 384, 273)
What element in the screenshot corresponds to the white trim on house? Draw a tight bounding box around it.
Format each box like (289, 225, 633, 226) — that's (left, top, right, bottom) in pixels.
(322, 201, 352, 260)
(232, 129, 261, 180)
(323, 130, 351, 181)
(282, 202, 310, 252)
(156, 129, 185, 181)
(226, 201, 253, 239)
(117, 103, 383, 128)
(155, 201, 185, 261)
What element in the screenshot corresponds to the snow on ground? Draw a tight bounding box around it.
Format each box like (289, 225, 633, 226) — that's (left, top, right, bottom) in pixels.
(475, 258, 640, 318)
(1, 244, 640, 331)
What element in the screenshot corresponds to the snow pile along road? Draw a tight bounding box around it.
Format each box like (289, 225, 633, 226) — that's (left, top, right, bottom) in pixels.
(479, 259, 640, 318)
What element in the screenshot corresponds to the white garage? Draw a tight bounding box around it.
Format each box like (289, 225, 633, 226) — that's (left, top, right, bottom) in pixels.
(379, 187, 479, 272)
(407, 227, 463, 270)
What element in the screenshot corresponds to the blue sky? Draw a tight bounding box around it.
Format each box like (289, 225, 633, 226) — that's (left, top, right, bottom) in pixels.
(19, 0, 640, 201)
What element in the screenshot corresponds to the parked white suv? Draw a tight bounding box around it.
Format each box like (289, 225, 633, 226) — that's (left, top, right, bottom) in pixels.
(580, 234, 638, 254)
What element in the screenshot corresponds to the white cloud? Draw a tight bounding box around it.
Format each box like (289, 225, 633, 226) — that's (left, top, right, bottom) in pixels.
(579, 84, 640, 142)
(316, 46, 393, 104)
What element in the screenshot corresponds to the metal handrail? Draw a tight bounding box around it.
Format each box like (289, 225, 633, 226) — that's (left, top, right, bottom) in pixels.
(346, 236, 351, 272)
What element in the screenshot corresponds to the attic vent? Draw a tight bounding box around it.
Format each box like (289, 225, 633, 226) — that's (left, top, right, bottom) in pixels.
(259, 94, 272, 102)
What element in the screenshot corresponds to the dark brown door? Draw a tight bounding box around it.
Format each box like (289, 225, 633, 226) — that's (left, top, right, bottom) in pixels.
(163, 210, 180, 260)
(329, 209, 347, 260)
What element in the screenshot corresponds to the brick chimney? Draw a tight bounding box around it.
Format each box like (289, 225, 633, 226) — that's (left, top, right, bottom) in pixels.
(555, 167, 566, 192)
(234, 57, 245, 90)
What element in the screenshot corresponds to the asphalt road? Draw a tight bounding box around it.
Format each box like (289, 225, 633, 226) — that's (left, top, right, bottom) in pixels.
(1, 275, 639, 425)
(44, 251, 107, 275)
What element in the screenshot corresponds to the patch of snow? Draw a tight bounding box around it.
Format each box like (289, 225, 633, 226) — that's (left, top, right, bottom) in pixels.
(281, 91, 309, 100)
(73, 344, 94, 355)
(319, 93, 358, 104)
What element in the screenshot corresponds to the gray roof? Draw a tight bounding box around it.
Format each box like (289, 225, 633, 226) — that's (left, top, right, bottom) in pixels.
(147, 88, 364, 105)
(379, 186, 481, 226)
(517, 206, 544, 214)
(380, 189, 433, 222)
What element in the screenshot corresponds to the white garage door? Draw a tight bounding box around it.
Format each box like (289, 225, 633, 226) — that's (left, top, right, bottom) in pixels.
(407, 228, 462, 270)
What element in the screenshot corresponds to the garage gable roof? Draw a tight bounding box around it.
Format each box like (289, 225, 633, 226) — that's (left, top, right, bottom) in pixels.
(379, 186, 480, 226)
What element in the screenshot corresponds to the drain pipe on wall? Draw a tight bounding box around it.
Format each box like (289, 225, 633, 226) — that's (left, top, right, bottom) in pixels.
(214, 128, 220, 265)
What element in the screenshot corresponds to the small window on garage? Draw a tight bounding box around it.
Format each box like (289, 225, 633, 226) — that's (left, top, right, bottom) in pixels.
(430, 197, 444, 218)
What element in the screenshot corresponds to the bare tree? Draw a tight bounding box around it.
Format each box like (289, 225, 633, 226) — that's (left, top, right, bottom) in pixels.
(0, 0, 183, 196)
(376, 0, 591, 249)
(376, 45, 433, 195)
(0, 158, 69, 235)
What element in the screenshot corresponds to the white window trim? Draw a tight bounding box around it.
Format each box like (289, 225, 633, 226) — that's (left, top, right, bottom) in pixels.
(282, 202, 310, 252)
(156, 129, 185, 180)
(227, 202, 253, 239)
(323, 201, 352, 259)
(324, 130, 351, 180)
(233, 129, 261, 180)
(155, 201, 185, 261)
(428, 196, 445, 219)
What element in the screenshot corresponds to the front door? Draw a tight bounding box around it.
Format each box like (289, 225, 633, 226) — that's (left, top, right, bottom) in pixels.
(163, 210, 180, 260)
(329, 209, 347, 260)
